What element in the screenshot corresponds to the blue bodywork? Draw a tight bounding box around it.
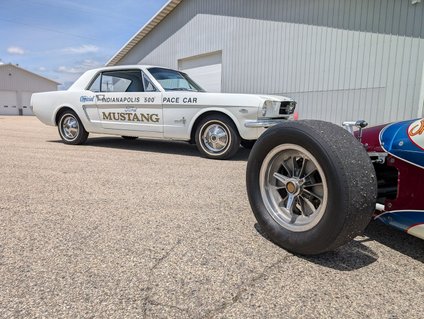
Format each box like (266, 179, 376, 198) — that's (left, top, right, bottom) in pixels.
(377, 119, 424, 240)
(380, 118, 424, 168)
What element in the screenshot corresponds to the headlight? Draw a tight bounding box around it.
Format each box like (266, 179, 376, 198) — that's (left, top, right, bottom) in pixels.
(286, 101, 296, 114)
(279, 101, 297, 115)
(261, 100, 273, 117)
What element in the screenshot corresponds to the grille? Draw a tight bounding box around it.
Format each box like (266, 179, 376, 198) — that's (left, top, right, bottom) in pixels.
(279, 101, 296, 115)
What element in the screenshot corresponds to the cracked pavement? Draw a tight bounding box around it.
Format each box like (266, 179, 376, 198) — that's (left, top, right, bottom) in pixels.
(0, 116, 423, 318)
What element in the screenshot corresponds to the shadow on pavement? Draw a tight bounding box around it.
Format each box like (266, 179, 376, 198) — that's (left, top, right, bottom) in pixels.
(364, 220, 424, 263)
(48, 137, 251, 161)
(255, 220, 424, 270)
(301, 242, 378, 271)
(254, 223, 378, 271)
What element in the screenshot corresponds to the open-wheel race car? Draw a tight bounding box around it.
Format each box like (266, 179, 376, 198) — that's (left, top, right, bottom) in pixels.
(246, 118, 424, 255)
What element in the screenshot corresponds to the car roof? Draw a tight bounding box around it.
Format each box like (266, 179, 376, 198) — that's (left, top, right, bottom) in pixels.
(68, 65, 180, 91)
(90, 65, 163, 72)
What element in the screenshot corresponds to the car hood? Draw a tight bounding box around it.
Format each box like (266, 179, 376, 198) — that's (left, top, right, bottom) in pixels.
(257, 94, 294, 102)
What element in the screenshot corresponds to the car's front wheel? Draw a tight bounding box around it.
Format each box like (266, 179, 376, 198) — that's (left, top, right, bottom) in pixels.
(57, 110, 89, 145)
(195, 115, 240, 160)
(246, 120, 377, 255)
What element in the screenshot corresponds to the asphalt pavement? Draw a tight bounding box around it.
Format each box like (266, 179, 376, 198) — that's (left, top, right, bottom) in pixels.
(0, 116, 423, 318)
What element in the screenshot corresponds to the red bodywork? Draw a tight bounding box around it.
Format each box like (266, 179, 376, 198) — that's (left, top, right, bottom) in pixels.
(360, 125, 424, 212)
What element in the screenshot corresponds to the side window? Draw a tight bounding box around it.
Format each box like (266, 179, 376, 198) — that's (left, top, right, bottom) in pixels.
(99, 70, 144, 93)
(101, 74, 131, 92)
(142, 72, 157, 92)
(88, 74, 101, 92)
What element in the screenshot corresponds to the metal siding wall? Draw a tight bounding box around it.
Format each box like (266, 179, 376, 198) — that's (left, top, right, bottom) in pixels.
(118, 0, 424, 126)
(0, 66, 57, 115)
(0, 66, 57, 92)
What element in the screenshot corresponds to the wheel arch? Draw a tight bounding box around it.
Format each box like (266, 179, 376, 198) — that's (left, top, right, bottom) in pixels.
(189, 109, 241, 143)
(54, 106, 76, 125)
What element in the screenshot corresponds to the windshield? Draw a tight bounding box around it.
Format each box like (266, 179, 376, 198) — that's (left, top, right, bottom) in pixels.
(148, 67, 205, 92)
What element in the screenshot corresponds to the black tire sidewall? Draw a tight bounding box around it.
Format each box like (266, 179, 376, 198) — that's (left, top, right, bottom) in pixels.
(247, 124, 350, 255)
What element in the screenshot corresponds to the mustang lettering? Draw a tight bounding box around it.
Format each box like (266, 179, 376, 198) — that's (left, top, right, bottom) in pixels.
(102, 112, 159, 123)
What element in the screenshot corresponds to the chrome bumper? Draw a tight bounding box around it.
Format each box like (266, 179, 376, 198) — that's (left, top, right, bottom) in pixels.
(244, 119, 287, 128)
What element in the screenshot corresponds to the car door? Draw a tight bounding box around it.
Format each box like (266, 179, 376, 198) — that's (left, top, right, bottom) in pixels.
(95, 69, 163, 137)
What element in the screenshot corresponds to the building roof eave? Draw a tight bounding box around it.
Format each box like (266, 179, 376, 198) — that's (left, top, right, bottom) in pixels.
(106, 0, 183, 66)
(0, 63, 61, 85)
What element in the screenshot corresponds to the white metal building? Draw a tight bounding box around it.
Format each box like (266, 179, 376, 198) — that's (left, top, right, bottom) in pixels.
(0, 64, 58, 116)
(107, 0, 424, 126)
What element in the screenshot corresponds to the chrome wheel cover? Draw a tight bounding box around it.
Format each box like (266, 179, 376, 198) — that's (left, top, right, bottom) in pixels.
(200, 120, 230, 155)
(259, 144, 328, 232)
(60, 114, 79, 141)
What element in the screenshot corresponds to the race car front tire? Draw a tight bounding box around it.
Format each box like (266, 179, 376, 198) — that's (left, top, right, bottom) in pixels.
(246, 120, 377, 255)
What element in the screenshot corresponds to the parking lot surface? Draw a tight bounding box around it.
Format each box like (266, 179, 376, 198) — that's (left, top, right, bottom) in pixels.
(0, 116, 423, 318)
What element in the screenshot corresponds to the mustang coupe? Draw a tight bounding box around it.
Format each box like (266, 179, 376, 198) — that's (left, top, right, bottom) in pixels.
(31, 65, 296, 159)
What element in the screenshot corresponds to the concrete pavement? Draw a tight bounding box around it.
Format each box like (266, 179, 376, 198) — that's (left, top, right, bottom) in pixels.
(0, 116, 423, 318)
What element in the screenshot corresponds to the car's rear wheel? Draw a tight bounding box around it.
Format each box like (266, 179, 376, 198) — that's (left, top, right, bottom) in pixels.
(246, 120, 377, 255)
(58, 110, 88, 145)
(122, 136, 138, 140)
(195, 115, 240, 160)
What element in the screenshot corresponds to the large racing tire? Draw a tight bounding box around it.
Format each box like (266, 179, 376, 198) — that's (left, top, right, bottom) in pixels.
(195, 114, 240, 160)
(57, 110, 89, 145)
(246, 120, 377, 255)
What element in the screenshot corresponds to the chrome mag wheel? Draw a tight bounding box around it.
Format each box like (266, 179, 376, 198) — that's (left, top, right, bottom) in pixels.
(60, 114, 79, 141)
(200, 120, 230, 155)
(259, 144, 328, 232)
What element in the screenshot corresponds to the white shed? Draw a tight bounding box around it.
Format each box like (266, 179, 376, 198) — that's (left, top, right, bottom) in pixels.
(0, 64, 58, 116)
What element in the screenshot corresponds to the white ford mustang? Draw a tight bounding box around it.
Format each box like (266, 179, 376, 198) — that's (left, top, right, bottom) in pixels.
(31, 65, 296, 159)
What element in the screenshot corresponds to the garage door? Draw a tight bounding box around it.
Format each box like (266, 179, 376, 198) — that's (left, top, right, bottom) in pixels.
(0, 91, 18, 115)
(21, 91, 34, 115)
(178, 51, 222, 93)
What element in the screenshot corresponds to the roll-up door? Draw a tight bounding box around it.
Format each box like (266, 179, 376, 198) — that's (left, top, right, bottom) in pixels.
(178, 51, 222, 93)
(0, 91, 18, 115)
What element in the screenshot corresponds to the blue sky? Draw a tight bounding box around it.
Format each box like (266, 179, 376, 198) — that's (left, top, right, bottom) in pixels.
(0, 0, 168, 88)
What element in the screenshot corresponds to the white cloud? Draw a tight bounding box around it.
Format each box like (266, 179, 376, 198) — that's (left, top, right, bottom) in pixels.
(38, 66, 46, 71)
(7, 46, 25, 55)
(57, 59, 102, 74)
(57, 66, 82, 74)
(61, 44, 99, 54)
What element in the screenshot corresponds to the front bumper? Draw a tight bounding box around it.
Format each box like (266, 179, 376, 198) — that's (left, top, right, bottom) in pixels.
(244, 119, 287, 128)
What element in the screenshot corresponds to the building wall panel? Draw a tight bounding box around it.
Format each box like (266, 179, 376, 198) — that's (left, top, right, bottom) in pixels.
(0, 66, 57, 92)
(117, 0, 424, 126)
(0, 65, 57, 115)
